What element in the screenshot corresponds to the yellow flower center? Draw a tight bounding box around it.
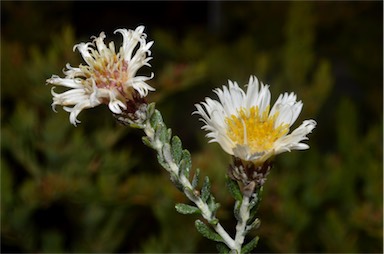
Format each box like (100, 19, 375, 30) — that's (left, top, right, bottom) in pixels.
(225, 106, 289, 153)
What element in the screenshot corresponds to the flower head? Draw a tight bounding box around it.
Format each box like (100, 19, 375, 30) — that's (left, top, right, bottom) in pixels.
(47, 26, 154, 125)
(194, 75, 316, 165)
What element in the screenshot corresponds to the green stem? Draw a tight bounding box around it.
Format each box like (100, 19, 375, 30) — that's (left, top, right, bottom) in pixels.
(140, 110, 237, 250)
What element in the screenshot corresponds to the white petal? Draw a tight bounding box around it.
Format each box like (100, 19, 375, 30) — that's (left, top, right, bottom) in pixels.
(93, 32, 107, 53)
(274, 119, 316, 154)
(257, 83, 271, 113)
(245, 75, 260, 108)
(214, 133, 235, 155)
(63, 100, 92, 126)
(275, 104, 294, 126)
(63, 64, 86, 78)
(135, 25, 145, 34)
(128, 74, 155, 96)
(115, 27, 142, 61)
(270, 92, 297, 116)
(106, 90, 127, 114)
(233, 145, 252, 161)
(244, 75, 271, 113)
(215, 82, 243, 116)
(47, 76, 83, 88)
(228, 81, 245, 110)
(272, 93, 303, 127)
(289, 101, 303, 126)
(73, 42, 94, 66)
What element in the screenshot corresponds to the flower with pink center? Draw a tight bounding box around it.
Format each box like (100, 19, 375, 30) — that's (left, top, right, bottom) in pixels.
(47, 26, 154, 125)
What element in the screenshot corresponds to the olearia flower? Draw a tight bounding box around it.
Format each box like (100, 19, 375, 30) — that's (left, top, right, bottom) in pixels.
(46, 26, 154, 125)
(194, 75, 316, 185)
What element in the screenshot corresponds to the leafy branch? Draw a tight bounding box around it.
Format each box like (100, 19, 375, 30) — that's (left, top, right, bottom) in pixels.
(119, 103, 261, 253)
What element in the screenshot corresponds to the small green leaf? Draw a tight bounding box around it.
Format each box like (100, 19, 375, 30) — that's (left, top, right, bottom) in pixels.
(241, 236, 259, 254)
(142, 136, 153, 148)
(195, 220, 223, 242)
(149, 110, 163, 128)
(167, 128, 172, 143)
(209, 217, 219, 226)
(225, 175, 243, 202)
(201, 176, 211, 203)
(216, 243, 230, 254)
(175, 203, 201, 215)
(207, 195, 220, 215)
(170, 172, 183, 192)
(191, 168, 200, 189)
(154, 124, 171, 144)
(245, 218, 261, 235)
(179, 150, 192, 178)
(129, 123, 143, 129)
(233, 200, 241, 221)
(154, 124, 166, 143)
(146, 102, 156, 118)
(171, 136, 183, 163)
(184, 187, 198, 202)
(157, 153, 168, 170)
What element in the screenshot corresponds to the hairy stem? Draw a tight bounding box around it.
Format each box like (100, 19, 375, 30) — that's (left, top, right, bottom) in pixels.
(141, 113, 237, 250)
(234, 196, 251, 252)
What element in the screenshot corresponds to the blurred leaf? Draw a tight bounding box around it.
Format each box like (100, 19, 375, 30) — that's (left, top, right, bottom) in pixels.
(41, 230, 63, 252)
(241, 236, 259, 254)
(201, 176, 211, 203)
(171, 136, 183, 164)
(195, 220, 223, 243)
(191, 168, 200, 189)
(179, 149, 192, 178)
(225, 175, 242, 202)
(216, 242, 230, 254)
(1, 162, 13, 208)
(175, 203, 201, 215)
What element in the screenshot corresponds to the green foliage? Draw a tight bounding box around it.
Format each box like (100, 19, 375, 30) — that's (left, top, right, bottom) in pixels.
(194, 220, 223, 243)
(171, 136, 183, 164)
(216, 242, 231, 254)
(241, 236, 260, 254)
(175, 203, 201, 215)
(179, 150, 192, 178)
(191, 168, 200, 189)
(2, 1, 382, 253)
(201, 176, 211, 203)
(226, 175, 243, 202)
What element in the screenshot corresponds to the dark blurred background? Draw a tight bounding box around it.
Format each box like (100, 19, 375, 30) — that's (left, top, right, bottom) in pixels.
(1, 1, 382, 253)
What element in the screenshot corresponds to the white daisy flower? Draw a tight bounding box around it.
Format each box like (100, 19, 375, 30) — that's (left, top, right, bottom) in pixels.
(46, 26, 154, 125)
(194, 75, 316, 164)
